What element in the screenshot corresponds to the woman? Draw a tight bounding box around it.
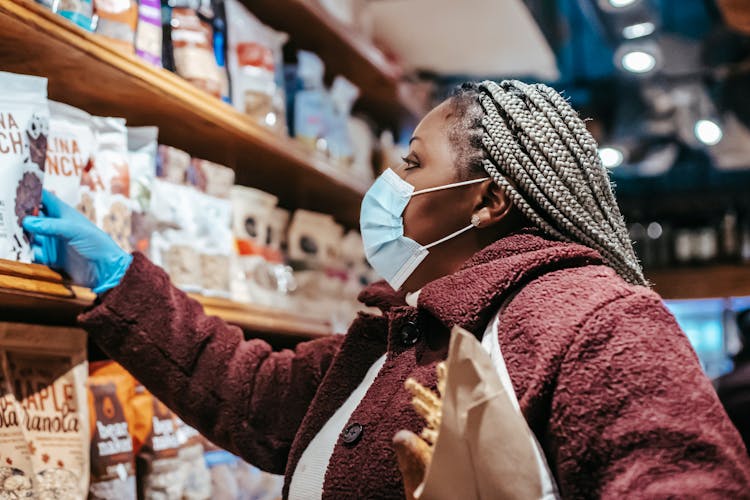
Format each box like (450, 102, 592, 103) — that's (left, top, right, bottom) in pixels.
(24, 80, 750, 498)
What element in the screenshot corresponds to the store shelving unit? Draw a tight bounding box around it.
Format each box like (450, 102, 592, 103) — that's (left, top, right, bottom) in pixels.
(0, 259, 333, 343)
(248, 0, 428, 129)
(647, 265, 750, 300)
(0, 0, 370, 227)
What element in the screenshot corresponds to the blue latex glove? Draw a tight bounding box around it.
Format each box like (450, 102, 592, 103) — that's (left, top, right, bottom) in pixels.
(23, 190, 133, 294)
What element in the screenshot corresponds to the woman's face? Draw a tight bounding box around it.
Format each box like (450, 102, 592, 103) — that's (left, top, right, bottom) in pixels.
(396, 99, 487, 291)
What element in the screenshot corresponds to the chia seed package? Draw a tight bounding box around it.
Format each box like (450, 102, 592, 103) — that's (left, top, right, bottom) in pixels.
(0, 72, 49, 263)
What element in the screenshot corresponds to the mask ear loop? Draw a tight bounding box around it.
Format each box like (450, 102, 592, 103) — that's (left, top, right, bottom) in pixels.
(423, 224, 476, 250)
(411, 177, 490, 196)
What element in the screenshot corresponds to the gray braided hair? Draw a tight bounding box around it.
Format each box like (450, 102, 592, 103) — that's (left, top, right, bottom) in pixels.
(448, 80, 646, 286)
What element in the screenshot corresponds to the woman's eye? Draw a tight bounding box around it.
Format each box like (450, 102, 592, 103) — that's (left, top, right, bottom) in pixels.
(401, 156, 419, 170)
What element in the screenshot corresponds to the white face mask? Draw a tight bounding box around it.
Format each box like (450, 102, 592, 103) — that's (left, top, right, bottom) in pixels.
(359, 168, 489, 290)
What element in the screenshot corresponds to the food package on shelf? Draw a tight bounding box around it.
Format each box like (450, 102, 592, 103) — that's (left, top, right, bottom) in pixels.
(187, 158, 235, 199)
(135, 0, 163, 67)
(92, 0, 138, 54)
(229, 186, 293, 306)
(127, 127, 159, 253)
(225, 0, 288, 135)
(157, 144, 191, 185)
(129, 386, 211, 500)
(87, 361, 137, 500)
(204, 448, 282, 500)
(43, 101, 95, 207)
(148, 179, 203, 292)
(38, 0, 94, 31)
(348, 114, 376, 183)
(79, 116, 135, 252)
(230, 185, 278, 253)
(0, 72, 49, 263)
(292, 51, 331, 153)
(265, 207, 290, 261)
(168, 0, 223, 98)
(326, 76, 359, 169)
(287, 209, 337, 266)
(192, 189, 234, 298)
(0, 322, 89, 500)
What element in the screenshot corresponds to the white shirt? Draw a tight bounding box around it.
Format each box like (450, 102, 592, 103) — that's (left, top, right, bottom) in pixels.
(288, 293, 557, 499)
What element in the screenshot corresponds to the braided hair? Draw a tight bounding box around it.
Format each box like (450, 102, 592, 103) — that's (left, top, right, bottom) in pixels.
(447, 80, 646, 286)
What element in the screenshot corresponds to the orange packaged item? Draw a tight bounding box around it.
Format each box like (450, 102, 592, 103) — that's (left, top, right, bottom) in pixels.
(87, 361, 137, 500)
(93, 0, 138, 54)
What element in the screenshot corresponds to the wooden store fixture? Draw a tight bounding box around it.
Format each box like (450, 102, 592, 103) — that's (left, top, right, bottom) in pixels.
(0, 0, 372, 228)
(248, 0, 428, 129)
(0, 0, 409, 343)
(0, 259, 334, 344)
(647, 265, 750, 301)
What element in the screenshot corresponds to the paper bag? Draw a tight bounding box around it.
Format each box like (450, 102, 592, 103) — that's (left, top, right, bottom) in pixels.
(417, 326, 547, 500)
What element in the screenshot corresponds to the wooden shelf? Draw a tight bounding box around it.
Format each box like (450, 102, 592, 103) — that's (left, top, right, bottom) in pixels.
(248, 0, 429, 129)
(647, 264, 750, 300)
(0, 260, 333, 344)
(0, 0, 367, 227)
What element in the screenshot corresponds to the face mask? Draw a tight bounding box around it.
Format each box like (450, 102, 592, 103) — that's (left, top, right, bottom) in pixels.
(360, 168, 489, 290)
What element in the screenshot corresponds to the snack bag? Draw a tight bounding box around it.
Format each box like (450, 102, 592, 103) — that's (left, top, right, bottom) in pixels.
(127, 127, 158, 253)
(0, 72, 49, 263)
(170, 1, 222, 98)
(93, 0, 138, 54)
(87, 361, 137, 500)
(135, 0, 163, 67)
(225, 0, 288, 135)
(0, 322, 89, 499)
(80, 116, 134, 252)
(43, 101, 95, 207)
(187, 158, 234, 199)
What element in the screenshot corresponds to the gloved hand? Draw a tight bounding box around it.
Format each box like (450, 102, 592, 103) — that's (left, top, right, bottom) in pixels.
(23, 190, 133, 294)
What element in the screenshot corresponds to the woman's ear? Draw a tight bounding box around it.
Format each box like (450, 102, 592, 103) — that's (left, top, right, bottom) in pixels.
(472, 180, 512, 228)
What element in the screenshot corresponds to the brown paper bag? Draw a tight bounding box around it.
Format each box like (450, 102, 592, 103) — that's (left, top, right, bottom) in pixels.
(416, 326, 548, 500)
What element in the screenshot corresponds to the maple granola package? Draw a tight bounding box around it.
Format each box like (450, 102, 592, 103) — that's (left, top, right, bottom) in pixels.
(87, 361, 137, 500)
(0, 322, 89, 500)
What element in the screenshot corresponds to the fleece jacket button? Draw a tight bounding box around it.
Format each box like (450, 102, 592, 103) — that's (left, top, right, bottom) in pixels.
(399, 322, 420, 347)
(341, 423, 363, 445)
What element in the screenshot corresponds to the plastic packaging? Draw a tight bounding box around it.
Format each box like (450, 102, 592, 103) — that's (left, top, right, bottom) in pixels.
(187, 158, 235, 199)
(135, 0, 163, 66)
(230, 185, 278, 254)
(87, 361, 138, 500)
(92, 0, 138, 54)
(0, 71, 49, 262)
(225, 0, 288, 135)
(293, 51, 330, 152)
(43, 101, 95, 207)
(170, 0, 222, 98)
(52, 0, 94, 31)
(127, 126, 158, 253)
(0, 322, 89, 500)
(80, 116, 134, 252)
(157, 144, 191, 185)
(326, 76, 359, 168)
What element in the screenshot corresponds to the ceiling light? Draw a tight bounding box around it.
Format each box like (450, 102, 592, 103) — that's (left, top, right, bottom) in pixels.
(599, 147, 624, 168)
(609, 0, 639, 7)
(620, 50, 657, 73)
(622, 22, 655, 39)
(694, 119, 723, 146)
(647, 222, 663, 239)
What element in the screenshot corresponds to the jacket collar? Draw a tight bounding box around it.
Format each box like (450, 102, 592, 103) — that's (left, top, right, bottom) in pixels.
(359, 229, 603, 335)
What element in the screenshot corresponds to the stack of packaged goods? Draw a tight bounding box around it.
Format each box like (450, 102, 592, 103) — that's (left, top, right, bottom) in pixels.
(32, 0, 387, 185)
(1, 68, 375, 327)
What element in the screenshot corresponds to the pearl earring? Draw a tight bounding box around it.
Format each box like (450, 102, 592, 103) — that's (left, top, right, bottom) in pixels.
(471, 214, 481, 227)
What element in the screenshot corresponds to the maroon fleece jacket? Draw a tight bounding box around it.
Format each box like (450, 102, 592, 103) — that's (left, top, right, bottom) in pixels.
(79, 230, 750, 498)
